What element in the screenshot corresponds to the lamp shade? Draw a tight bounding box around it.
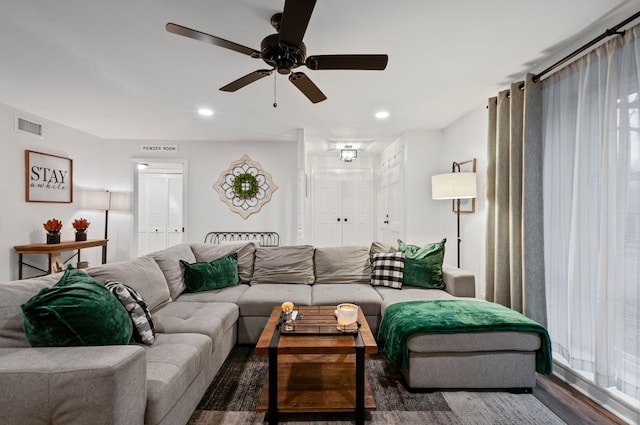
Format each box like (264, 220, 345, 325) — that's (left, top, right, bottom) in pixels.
(108, 192, 131, 212)
(78, 189, 111, 210)
(78, 189, 131, 211)
(431, 172, 477, 200)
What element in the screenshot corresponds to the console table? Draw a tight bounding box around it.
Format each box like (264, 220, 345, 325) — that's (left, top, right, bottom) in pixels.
(14, 239, 108, 279)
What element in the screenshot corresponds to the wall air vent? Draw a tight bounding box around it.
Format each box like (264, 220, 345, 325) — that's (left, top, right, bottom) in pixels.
(15, 116, 44, 138)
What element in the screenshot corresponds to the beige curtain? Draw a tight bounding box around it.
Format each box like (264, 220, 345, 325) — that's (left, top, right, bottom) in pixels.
(486, 73, 547, 326)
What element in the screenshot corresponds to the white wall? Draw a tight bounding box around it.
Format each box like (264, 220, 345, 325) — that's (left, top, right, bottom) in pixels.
(2, 97, 488, 292)
(401, 129, 446, 245)
(441, 105, 488, 298)
(118, 139, 298, 249)
(1, 103, 112, 280)
(0, 102, 298, 281)
(376, 117, 487, 297)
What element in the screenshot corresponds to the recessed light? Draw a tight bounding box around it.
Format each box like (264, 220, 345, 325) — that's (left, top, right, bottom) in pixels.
(198, 108, 214, 117)
(375, 111, 389, 119)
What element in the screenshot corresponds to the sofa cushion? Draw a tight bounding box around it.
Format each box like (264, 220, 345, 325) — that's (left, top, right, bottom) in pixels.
(21, 267, 133, 347)
(180, 254, 239, 292)
(190, 242, 257, 283)
(149, 244, 197, 300)
(140, 333, 212, 425)
(152, 301, 238, 346)
(314, 246, 371, 284)
(105, 281, 155, 345)
(0, 274, 59, 348)
(311, 284, 382, 316)
(238, 284, 312, 316)
(370, 241, 397, 257)
(398, 239, 446, 289)
(370, 251, 405, 289)
(88, 256, 171, 312)
(251, 245, 315, 285)
(175, 283, 250, 304)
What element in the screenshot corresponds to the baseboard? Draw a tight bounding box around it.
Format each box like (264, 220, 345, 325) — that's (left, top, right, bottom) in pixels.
(552, 359, 640, 424)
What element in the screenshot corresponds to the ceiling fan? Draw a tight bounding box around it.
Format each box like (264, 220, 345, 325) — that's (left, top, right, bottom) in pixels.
(166, 0, 388, 104)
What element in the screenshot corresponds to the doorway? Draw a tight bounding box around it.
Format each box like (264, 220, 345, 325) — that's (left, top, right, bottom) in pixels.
(311, 168, 373, 247)
(132, 159, 188, 256)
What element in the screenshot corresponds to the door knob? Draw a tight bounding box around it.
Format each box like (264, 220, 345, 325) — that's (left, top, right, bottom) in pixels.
(337, 218, 341, 222)
(344, 218, 348, 222)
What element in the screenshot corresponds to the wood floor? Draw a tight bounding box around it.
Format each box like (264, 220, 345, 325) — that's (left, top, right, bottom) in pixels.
(534, 374, 628, 425)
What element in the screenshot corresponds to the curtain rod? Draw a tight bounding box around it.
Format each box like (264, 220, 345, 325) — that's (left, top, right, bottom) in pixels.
(533, 10, 640, 82)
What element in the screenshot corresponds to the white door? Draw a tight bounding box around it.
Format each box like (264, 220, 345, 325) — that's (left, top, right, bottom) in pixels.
(376, 155, 403, 245)
(387, 155, 403, 243)
(312, 170, 342, 247)
(136, 164, 185, 256)
(341, 169, 372, 246)
(312, 168, 372, 247)
(166, 175, 184, 246)
(377, 165, 390, 242)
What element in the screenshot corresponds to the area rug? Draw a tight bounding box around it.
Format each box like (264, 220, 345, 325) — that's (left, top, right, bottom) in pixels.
(189, 345, 565, 424)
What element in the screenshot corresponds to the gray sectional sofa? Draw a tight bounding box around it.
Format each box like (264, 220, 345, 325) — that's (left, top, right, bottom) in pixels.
(0, 241, 544, 425)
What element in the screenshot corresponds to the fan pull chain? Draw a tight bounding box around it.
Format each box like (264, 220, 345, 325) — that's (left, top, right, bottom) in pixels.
(273, 72, 277, 108)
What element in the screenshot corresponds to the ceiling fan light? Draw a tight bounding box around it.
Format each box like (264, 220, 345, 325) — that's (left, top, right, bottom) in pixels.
(198, 108, 214, 117)
(375, 111, 389, 119)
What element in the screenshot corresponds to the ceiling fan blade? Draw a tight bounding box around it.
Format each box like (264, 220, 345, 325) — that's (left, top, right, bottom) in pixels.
(220, 70, 273, 92)
(166, 23, 260, 57)
(306, 54, 388, 70)
(289, 72, 326, 103)
(278, 0, 316, 48)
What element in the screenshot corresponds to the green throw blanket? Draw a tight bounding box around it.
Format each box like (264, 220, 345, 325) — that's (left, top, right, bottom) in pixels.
(377, 300, 552, 374)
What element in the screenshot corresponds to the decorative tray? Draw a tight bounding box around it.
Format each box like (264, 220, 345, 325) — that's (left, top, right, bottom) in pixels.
(278, 311, 360, 335)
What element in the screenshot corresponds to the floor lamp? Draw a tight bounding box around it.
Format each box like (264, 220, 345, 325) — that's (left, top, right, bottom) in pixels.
(431, 162, 477, 268)
(80, 189, 131, 264)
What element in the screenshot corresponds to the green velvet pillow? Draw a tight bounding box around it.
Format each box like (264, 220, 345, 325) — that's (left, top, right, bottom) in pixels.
(397, 239, 446, 289)
(21, 266, 133, 347)
(180, 253, 239, 292)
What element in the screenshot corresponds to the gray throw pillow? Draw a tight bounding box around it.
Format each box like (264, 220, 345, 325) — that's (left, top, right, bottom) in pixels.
(251, 245, 315, 284)
(314, 246, 372, 284)
(105, 281, 155, 345)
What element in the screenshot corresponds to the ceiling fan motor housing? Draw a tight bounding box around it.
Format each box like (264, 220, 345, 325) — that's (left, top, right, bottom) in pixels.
(166, 0, 388, 103)
(260, 34, 306, 74)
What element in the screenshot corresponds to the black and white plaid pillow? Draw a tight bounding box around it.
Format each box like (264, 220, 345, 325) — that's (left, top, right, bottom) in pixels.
(370, 252, 405, 289)
(105, 281, 155, 345)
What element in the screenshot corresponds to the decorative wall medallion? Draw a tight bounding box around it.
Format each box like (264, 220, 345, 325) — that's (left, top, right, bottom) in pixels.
(214, 154, 278, 219)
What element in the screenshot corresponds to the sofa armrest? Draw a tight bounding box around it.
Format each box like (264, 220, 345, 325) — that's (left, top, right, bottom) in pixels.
(0, 345, 146, 425)
(442, 264, 476, 297)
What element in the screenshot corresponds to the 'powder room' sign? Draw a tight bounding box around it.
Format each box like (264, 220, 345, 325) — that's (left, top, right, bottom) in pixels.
(25, 150, 73, 203)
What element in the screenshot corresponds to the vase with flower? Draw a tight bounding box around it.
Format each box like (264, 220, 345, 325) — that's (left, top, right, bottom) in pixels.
(43, 218, 63, 244)
(72, 218, 90, 241)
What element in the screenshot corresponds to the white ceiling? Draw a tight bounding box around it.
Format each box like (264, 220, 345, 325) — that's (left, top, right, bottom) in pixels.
(0, 0, 638, 152)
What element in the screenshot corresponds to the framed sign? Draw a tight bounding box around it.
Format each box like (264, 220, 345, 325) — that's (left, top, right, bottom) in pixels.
(25, 150, 73, 203)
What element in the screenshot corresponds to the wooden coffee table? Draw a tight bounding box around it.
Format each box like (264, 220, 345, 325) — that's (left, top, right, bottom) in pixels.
(256, 305, 378, 425)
